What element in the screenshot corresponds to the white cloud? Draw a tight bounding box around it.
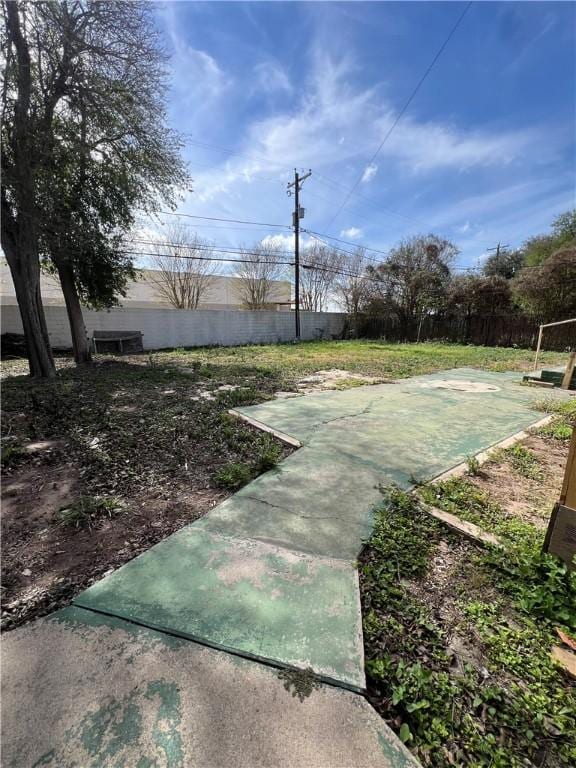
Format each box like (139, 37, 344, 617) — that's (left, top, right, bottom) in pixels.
(456, 221, 471, 234)
(361, 164, 378, 183)
(253, 61, 293, 95)
(341, 227, 362, 239)
(188, 51, 540, 209)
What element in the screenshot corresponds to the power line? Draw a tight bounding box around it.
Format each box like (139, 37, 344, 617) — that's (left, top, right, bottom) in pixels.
(140, 211, 291, 229)
(314, 172, 423, 227)
(326, 1, 472, 229)
(302, 228, 389, 258)
(130, 239, 289, 257)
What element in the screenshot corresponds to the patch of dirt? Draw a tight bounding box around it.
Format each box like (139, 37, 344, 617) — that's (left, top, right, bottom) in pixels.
(405, 537, 495, 677)
(1, 359, 292, 630)
(1, 460, 228, 630)
(474, 433, 569, 528)
(291, 368, 384, 394)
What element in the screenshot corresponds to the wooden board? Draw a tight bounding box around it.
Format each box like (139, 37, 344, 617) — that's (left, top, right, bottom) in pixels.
(561, 352, 576, 390)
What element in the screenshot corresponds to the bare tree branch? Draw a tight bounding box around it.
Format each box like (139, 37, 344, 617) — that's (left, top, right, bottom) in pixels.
(233, 242, 287, 309)
(300, 243, 343, 311)
(148, 224, 219, 309)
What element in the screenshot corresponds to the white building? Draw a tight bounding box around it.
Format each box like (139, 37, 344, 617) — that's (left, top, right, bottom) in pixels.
(0, 262, 291, 311)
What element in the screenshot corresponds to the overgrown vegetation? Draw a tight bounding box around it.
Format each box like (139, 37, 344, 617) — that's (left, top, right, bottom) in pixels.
(500, 443, 544, 481)
(532, 397, 576, 442)
(2, 360, 283, 504)
(420, 478, 541, 549)
(360, 488, 576, 767)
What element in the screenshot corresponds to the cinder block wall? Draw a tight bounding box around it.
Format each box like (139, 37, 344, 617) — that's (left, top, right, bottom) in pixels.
(1, 304, 346, 350)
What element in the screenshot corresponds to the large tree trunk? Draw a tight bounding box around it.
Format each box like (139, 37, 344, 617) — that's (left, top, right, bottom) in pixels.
(55, 260, 92, 364)
(3, 3, 55, 378)
(2, 234, 56, 378)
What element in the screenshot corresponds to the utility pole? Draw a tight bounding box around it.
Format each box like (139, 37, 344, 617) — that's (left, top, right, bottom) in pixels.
(287, 169, 311, 340)
(487, 243, 510, 260)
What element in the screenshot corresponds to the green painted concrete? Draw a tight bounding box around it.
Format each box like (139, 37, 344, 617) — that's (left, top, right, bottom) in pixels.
(202, 368, 569, 557)
(2, 607, 417, 767)
(73, 368, 569, 692)
(75, 528, 364, 689)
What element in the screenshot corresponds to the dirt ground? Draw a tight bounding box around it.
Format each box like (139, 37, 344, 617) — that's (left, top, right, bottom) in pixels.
(1, 357, 295, 630)
(473, 433, 568, 529)
(1, 447, 230, 630)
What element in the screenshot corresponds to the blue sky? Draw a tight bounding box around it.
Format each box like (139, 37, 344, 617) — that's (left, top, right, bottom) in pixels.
(148, 1, 576, 271)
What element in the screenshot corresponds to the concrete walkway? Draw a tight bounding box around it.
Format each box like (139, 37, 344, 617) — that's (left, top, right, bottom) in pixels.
(3, 368, 566, 766)
(2, 607, 416, 767)
(74, 368, 562, 690)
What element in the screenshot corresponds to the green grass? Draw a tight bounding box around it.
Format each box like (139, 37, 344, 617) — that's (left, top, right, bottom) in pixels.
(420, 477, 542, 550)
(531, 396, 576, 441)
(157, 340, 566, 383)
(360, 489, 576, 767)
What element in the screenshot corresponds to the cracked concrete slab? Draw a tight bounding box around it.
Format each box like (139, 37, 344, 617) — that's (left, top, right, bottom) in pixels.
(69, 368, 570, 700)
(75, 528, 365, 690)
(2, 607, 418, 768)
(198, 449, 381, 559)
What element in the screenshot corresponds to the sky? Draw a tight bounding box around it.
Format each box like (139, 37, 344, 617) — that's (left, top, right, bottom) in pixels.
(146, 0, 576, 273)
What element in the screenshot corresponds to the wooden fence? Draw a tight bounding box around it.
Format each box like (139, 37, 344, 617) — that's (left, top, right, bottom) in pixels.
(356, 313, 576, 351)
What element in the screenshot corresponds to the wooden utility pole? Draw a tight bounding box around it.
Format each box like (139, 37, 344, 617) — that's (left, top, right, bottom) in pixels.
(486, 242, 510, 260)
(287, 169, 311, 340)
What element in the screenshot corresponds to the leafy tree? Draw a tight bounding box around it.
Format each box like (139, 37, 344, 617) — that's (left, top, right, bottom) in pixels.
(366, 235, 457, 335)
(2, 1, 188, 373)
(512, 246, 576, 321)
(523, 210, 576, 266)
(483, 249, 525, 279)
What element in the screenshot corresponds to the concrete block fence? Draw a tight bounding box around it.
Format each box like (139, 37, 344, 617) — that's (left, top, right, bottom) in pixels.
(1, 304, 346, 351)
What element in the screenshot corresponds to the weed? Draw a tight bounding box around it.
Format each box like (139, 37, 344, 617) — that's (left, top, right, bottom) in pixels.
(533, 418, 573, 440)
(502, 443, 544, 481)
(532, 397, 576, 420)
(214, 462, 252, 489)
(484, 547, 576, 628)
(465, 455, 481, 476)
(219, 386, 262, 407)
(254, 437, 282, 472)
(419, 477, 542, 550)
(360, 487, 576, 767)
(57, 496, 123, 528)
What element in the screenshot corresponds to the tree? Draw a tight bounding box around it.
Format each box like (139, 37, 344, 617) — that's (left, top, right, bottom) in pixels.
(2, 1, 188, 373)
(483, 249, 525, 279)
(366, 235, 457, 336)
(512, 246, 576, 321)
(448, 274, 514, 317)
(149, 225, 219, 309)
(522, 209, 576, 266)
(233, 242, 286, 309)
(300, 243, 343, 312)
(334, 247, 371, 319)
